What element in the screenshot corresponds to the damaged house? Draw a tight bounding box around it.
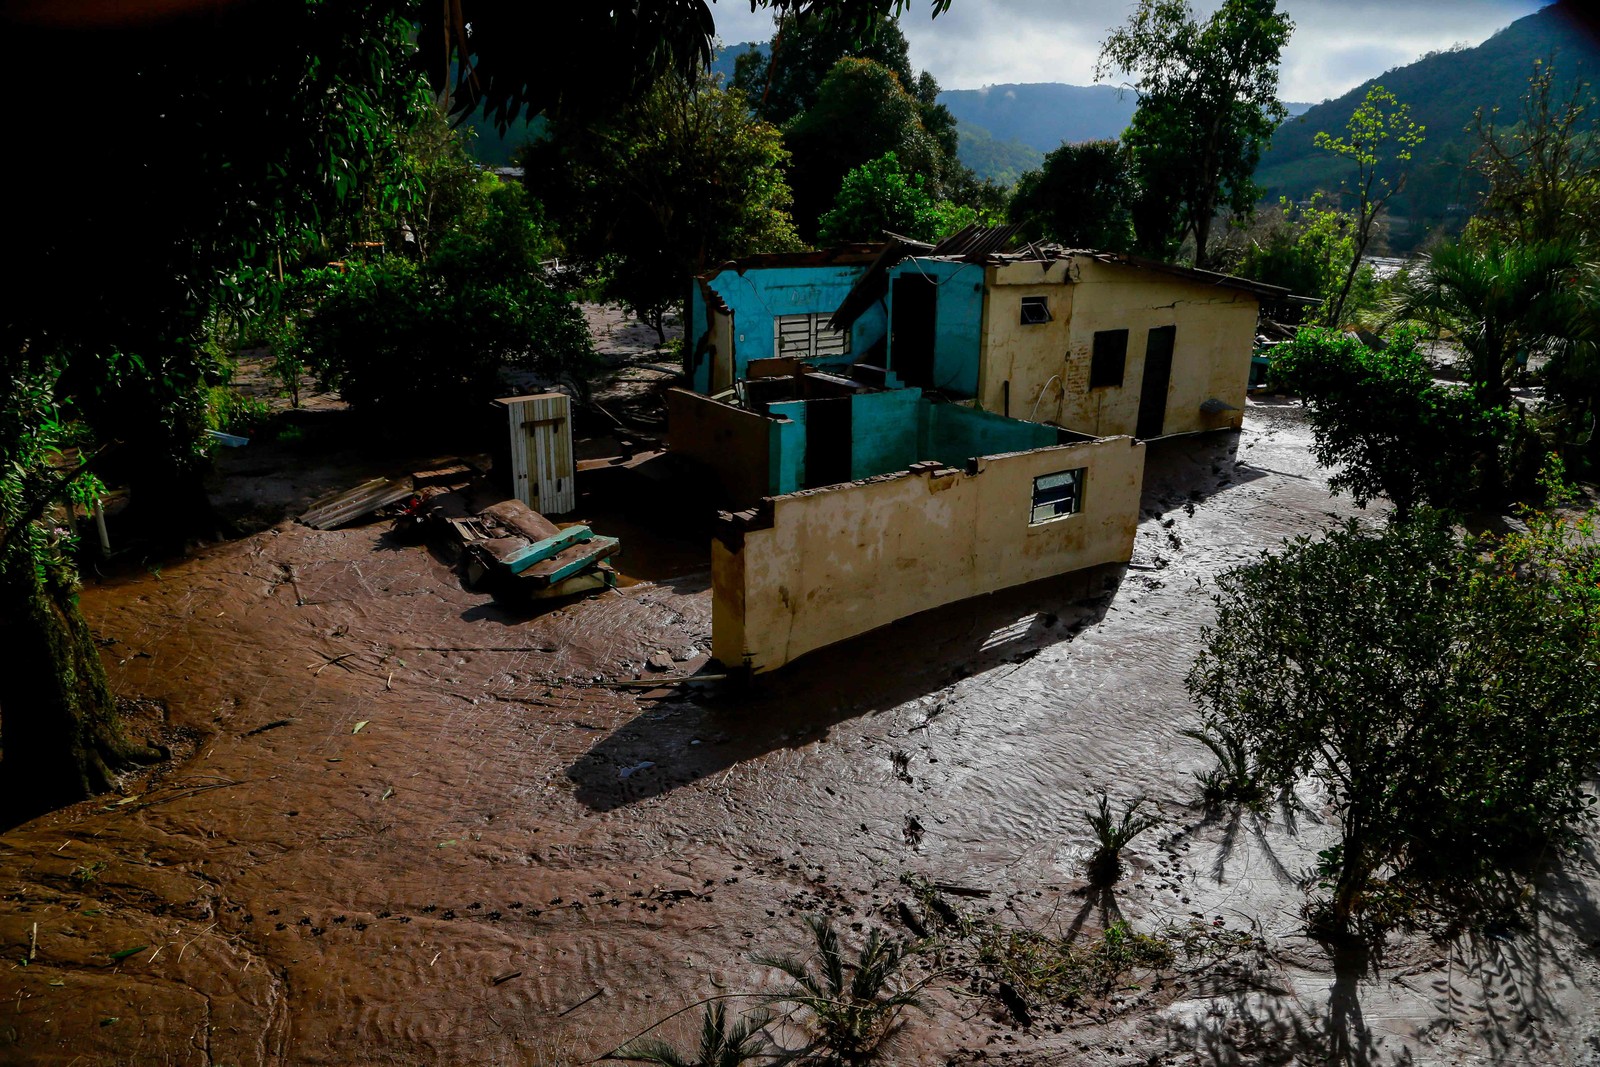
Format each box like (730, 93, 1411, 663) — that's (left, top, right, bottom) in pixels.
(674, 228, 1287, 673)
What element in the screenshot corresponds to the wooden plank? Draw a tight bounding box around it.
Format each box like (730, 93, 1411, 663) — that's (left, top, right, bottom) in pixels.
(524, 569, 613, 600)
(502, 525, 592, 574)
(520, 536, 619, 587)
(299, 476, 415, 530)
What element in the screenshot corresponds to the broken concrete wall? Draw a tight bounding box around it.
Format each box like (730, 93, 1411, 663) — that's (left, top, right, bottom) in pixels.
(666, 389, 788, 507)
(712, 435, 1145, 673)
(688, 264, 887, 393)
(884, 258, 987, 396)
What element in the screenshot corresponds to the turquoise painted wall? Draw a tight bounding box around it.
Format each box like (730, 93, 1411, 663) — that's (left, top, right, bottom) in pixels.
(768, 401, 808, 495)
(690, 265, 889, 393)
(849, 389, 923, 480)
(885, 259, 986, 397)
(920, 402, 1058, 470)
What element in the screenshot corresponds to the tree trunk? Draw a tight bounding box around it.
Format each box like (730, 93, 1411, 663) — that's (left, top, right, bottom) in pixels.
(0, 569, 164, 827)
(1194, 211, 1215, 270)
(1331, 829, 1370, 935)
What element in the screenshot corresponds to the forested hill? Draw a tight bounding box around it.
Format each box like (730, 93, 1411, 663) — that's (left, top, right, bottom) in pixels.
(938, 83, 1139, 151)
(1255, 0, 1600, 250)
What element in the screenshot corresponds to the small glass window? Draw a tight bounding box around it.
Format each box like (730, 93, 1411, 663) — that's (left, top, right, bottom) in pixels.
(1020, 296, 1052, 325)
(1030, 468, 1085, 524)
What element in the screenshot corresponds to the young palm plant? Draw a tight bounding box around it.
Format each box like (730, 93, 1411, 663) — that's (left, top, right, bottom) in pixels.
(1180, 725, 1265, 807)
(612, 1002, 773, 1067)
(756, 915, 927, 1066)
(1085, 794, 1160, 884)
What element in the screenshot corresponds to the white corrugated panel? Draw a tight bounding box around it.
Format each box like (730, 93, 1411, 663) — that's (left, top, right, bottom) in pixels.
(502, 392, 576, 515)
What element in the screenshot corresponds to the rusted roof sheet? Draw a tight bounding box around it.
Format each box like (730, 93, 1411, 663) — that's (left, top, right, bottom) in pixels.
(298, 476, 415, 530)
(698, 243, 889, 280)
(929, 222, 1024, 259)
(829, 225, 1025, 332)
(1076, 249, 1293, 299)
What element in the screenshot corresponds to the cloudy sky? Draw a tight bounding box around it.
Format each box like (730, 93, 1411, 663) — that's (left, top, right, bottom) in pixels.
(712, 0, 1552, 103)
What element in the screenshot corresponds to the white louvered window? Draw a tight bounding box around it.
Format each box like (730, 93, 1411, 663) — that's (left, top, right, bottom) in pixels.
(774, 313, 851, 358)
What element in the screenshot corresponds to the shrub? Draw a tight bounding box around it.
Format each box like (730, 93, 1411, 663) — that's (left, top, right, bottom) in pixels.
(1188, 505, 1600, 937)
(1271, 326, 1524, 515)
(299, 183, 598, 418)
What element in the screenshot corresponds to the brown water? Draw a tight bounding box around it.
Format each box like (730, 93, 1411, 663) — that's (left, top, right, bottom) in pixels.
(3, 400, 1598, 1065)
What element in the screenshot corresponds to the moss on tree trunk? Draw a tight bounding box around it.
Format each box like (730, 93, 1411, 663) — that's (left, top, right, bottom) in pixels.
(0, 569, 164, 826)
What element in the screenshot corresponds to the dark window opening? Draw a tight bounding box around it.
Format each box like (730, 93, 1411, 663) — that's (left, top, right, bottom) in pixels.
(1020, 296, 1052, 325)
(1090, 329, 1128, 388)
(1030, 468, 1085, 524)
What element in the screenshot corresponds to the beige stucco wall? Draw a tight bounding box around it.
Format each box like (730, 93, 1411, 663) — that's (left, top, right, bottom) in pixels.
(977, 258, 1258, 438)
(712, 435, 1144, 673)
(975, 260, 1075, 422)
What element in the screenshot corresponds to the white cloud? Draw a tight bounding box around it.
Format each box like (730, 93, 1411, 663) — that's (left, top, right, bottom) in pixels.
(710, 0, 1557, 101)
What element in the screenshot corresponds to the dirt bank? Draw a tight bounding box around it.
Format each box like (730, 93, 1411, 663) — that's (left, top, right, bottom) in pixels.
(2, 399, 1598, 1066)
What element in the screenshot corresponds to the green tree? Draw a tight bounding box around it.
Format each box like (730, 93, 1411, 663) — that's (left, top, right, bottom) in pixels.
(732, 11, 916, 125)
(1221, 196, 1357, 314)
(300, 183, 596, 416)
(0, 354, 165, 819)
(1006, 140, 1136, 251)
(1097, 0, 1294, 267)
(1188, 506, 1600, 936)
(817, 152, 942, 243)
(1315, 86, 1425, 327)
(524, 71, 801, 340)
(1271, 327, 1520, 514)
(1469, 59, 1600, 248)
(1389, 237, 1595, 407)
(3, 1, 422, 822)
(425, 0, 952, 132)
(386, 105, 500, 263)
(783, 58, 943, 238)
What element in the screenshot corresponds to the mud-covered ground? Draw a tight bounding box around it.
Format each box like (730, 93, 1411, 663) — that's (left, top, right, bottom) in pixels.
(4, 369, 1600, 1064)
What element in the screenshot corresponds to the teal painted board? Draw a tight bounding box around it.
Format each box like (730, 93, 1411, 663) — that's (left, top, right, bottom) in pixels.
(523, 536, 621, 587)
(503, 525, 592, 574)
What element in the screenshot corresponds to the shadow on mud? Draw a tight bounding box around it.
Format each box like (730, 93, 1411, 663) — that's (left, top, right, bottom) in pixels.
(567, 563, 1123, 811)
(568, 429, 1269, 812)
(1162, 939, 1412, 1067)
(1140, 429, 1267, 514)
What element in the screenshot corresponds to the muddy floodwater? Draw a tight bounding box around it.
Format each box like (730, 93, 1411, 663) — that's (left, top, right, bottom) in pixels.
(3, 400, 1599, 1065)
